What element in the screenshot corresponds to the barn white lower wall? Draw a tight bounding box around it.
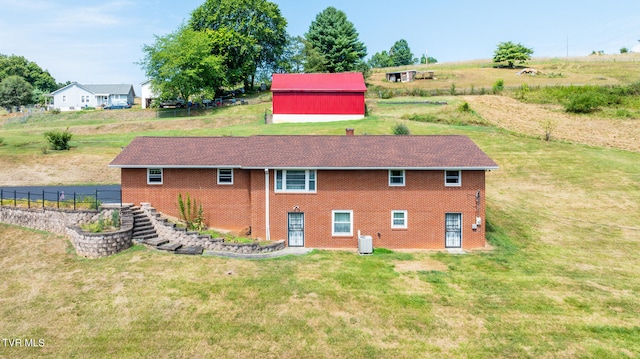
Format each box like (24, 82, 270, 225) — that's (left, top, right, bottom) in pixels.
(272, 114, 364, 123)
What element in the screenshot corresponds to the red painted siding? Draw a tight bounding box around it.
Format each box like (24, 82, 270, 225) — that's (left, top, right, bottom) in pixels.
(273, 92, 365, 115)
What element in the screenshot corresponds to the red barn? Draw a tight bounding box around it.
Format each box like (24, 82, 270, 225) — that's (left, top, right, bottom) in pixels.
(271, 73, 366, 123)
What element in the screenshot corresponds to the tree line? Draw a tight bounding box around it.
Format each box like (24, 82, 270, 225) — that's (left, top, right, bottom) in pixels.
(1, 0, 539, 111)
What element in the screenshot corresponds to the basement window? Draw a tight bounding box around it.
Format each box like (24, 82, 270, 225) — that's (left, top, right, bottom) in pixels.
(391, 210, 408, 229)
(332, 210, 353, 237)
(147, 168, 163, 185)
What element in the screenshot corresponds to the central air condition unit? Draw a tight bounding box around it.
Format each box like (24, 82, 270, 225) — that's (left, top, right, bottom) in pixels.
(358, 234, 373, 255)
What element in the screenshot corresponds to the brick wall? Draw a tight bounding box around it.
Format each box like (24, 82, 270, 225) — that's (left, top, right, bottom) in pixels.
(122, 168, 488, 250)
(122, 168, 252, 233)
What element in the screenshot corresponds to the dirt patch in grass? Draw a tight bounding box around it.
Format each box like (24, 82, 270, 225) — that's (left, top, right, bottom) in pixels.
(393, 257, 448, 272)
(0, 153, 120, 186)
(464, 95, 640, 152)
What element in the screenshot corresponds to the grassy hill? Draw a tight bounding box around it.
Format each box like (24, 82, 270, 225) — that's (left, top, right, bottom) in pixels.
(0, 56, 639, 357)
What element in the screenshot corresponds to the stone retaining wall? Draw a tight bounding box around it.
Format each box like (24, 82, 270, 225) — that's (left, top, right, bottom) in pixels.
(0, 204, 133, 259)
(0, 206, 98, 234)
(140, 203, 285, 254)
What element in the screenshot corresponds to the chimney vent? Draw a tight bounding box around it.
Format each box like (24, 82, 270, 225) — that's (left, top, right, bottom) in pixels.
(346, 128, 355, 136)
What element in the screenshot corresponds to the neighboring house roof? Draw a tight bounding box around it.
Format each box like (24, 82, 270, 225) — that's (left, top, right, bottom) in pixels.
(49, 83, 135, 96)
(109, 135, 498, 170)
(271, 73, 367, 93)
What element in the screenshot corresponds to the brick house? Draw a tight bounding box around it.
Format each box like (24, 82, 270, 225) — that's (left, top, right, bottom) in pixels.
(271, 73, 366, 123)
(109, 133, 498, 249)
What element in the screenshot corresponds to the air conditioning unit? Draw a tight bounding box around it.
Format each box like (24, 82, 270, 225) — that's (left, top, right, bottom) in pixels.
(358, 234, 373, 255)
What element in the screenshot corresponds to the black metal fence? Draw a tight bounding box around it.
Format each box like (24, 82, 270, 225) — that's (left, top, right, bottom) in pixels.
(0, 189, 121, 210)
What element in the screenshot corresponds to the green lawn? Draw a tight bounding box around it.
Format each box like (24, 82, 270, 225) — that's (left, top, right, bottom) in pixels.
(1, 98, 639, 356)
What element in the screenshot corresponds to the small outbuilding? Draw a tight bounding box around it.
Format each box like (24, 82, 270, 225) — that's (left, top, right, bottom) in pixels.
(270, 72, 366, 123)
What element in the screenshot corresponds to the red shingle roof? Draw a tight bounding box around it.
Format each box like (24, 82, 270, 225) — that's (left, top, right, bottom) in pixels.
(109, 135, 498, 170)
(271, 73, 366, 92)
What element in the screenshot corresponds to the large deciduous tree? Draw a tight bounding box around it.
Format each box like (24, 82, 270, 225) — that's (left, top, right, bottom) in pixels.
(189, 0, 287, 89)
(368, 51, 392, 68)
(493, 41, 533, 68)
(0, 75, 34, 112)
(304, 7, 367, 73)
(140, 25, 226, 101)
(0, 54, 57, 93)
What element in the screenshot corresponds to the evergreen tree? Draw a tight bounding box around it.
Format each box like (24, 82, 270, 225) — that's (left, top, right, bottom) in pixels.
(304, 7, 367, 73)
(389, 39, 414, 66)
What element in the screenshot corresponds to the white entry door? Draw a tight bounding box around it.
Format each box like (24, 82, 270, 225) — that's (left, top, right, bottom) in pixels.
(288, 212, 304, 247)
(445, 213, 462, 248)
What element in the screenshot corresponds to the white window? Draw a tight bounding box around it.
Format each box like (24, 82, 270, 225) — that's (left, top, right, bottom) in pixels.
(147, 168, 163, 185)
(389, 170, 405, 186)
(275, 170, 316, 193)
(445, 170, 461, 187)
(217, 168, 233, 184)
(391, 210, 408, 229)
(62, 95, 67, 103)
(81, 95, 84, 103)
(332, 210, 353, 236)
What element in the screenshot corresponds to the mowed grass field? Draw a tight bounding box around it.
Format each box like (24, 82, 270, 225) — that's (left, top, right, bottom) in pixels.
(1, 57, 640, 358)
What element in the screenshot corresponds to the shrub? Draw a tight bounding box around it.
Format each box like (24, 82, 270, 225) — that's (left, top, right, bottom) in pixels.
(564, 92, 604, 113)
(44, 127, 72, 150)
(392, 123, 411, 135)
(492, 79, 504, 94)
(458, 102, 471, 112)
(50, 108, 60, 115)
(177, 193, 206, 231)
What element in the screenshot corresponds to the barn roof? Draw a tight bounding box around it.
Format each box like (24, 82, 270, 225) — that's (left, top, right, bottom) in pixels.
(109, 135, 498, 170)
(271, 73, 367, 93)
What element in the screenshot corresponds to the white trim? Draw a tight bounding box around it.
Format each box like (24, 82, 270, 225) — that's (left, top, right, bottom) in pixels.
(217, 168, 234, 185)
(272, 114, 364, 123)
(109, 164, 498, 171)
(147, 168, 163, 185)
(391, 210, 408, 229)
(388, 170, 405, 186)
(445, 170, 462, 187)
(332, 210, 353, 237)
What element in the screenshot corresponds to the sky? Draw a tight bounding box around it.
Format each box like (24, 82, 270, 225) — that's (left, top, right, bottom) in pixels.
(1, 0, 639, 94)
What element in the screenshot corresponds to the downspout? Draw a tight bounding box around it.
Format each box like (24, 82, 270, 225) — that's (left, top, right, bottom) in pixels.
(265, 168, 271, 241)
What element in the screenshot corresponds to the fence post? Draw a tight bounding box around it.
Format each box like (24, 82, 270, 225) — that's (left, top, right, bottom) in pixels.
(57, 191, 60, 209)
(42, 190, 45, 208)
(28, 191, 31, 208)
(1, 189, 2, 206)
(74, 192, 76, 211)
(95, 189, 98, 210)
(14, 190, 16, 207)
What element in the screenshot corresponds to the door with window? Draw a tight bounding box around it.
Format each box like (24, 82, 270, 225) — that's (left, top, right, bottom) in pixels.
(445, 213, 462, 248)
(288, 212, 304, 247)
